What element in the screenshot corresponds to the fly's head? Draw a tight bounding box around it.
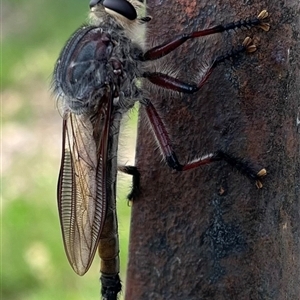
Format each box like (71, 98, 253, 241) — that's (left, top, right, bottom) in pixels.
(89, 0, 137, 23)
(89, 0, 151, 48)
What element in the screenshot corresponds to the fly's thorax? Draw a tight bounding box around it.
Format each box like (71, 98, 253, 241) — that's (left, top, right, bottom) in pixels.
(53, 26, 114, 114)
(53, 20, 143, 116)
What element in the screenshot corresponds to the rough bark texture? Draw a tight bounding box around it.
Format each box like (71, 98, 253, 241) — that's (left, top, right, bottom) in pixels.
(126, 1, 300, 299)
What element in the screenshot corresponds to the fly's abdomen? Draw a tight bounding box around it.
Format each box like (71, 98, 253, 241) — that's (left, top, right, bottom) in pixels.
(97, 112, 122, 297)
(98, 206, 120, 275)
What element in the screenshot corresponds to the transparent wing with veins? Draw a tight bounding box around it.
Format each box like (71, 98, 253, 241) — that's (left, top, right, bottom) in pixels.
(57, 101, 111, 276)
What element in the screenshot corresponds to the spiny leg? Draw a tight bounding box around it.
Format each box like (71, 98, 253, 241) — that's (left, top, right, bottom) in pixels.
(141, 10, 269, 61)
(142, 99, 266, 188)
(143, 37, 256, 93)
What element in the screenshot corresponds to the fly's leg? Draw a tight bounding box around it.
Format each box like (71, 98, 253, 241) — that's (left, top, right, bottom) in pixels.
(143, 37, 256, 93)
(141, 38, 266, 187)
(143, 99, 266, 188)
(118, 165, 140, 200)
(140, 10, 269, 61)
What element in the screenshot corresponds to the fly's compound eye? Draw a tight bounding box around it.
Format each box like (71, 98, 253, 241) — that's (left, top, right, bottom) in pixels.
(102, 0, 137, 20)
(89, 0, 101, 8)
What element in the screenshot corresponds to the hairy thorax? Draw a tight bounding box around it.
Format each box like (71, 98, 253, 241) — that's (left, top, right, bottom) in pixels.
(53, 15, 144, 115)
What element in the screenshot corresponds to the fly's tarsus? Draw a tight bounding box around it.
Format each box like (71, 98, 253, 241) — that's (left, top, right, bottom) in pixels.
(255, 169, 267, 189)
(257, 10, 270, 32)
(221, 9, 270, 33)
(243, 37, 257, 53)
(213, 151, 267, 188)
(118, 165, 140, 200)
(213, 37, 257, 68)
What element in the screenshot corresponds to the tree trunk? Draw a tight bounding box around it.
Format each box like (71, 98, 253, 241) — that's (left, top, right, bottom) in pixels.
(125, 1, 300, 299)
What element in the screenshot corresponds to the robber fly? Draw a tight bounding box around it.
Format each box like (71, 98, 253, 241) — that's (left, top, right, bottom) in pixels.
(52, 0, 269, 299)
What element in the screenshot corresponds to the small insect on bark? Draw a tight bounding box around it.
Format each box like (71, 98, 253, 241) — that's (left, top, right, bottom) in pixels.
(51, 0, 269, 299)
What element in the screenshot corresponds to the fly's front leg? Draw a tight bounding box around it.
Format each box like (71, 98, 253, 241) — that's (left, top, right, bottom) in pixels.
(140, 10, 269, 61)
(142, 99, 266, 188)
(144, 37, 256, 93)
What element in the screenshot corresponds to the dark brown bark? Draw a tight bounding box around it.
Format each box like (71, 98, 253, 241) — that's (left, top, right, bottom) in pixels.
(126, 1, 300, 299)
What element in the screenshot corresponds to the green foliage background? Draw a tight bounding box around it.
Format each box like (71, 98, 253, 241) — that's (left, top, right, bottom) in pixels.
(2, 0, 137, 299)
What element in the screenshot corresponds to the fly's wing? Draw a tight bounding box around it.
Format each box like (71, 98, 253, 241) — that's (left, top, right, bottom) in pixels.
(57, 100, 111, 276)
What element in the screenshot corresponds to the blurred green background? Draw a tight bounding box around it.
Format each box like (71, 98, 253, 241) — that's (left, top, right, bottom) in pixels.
(2, 0, 138, 299)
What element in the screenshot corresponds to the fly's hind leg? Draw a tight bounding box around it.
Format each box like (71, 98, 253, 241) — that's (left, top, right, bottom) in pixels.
(142, 99, 266, 188)
(140, 37, 267, 187)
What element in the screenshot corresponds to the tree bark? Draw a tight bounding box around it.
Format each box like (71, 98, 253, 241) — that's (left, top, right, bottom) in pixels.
(125, 1, 300, 299)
